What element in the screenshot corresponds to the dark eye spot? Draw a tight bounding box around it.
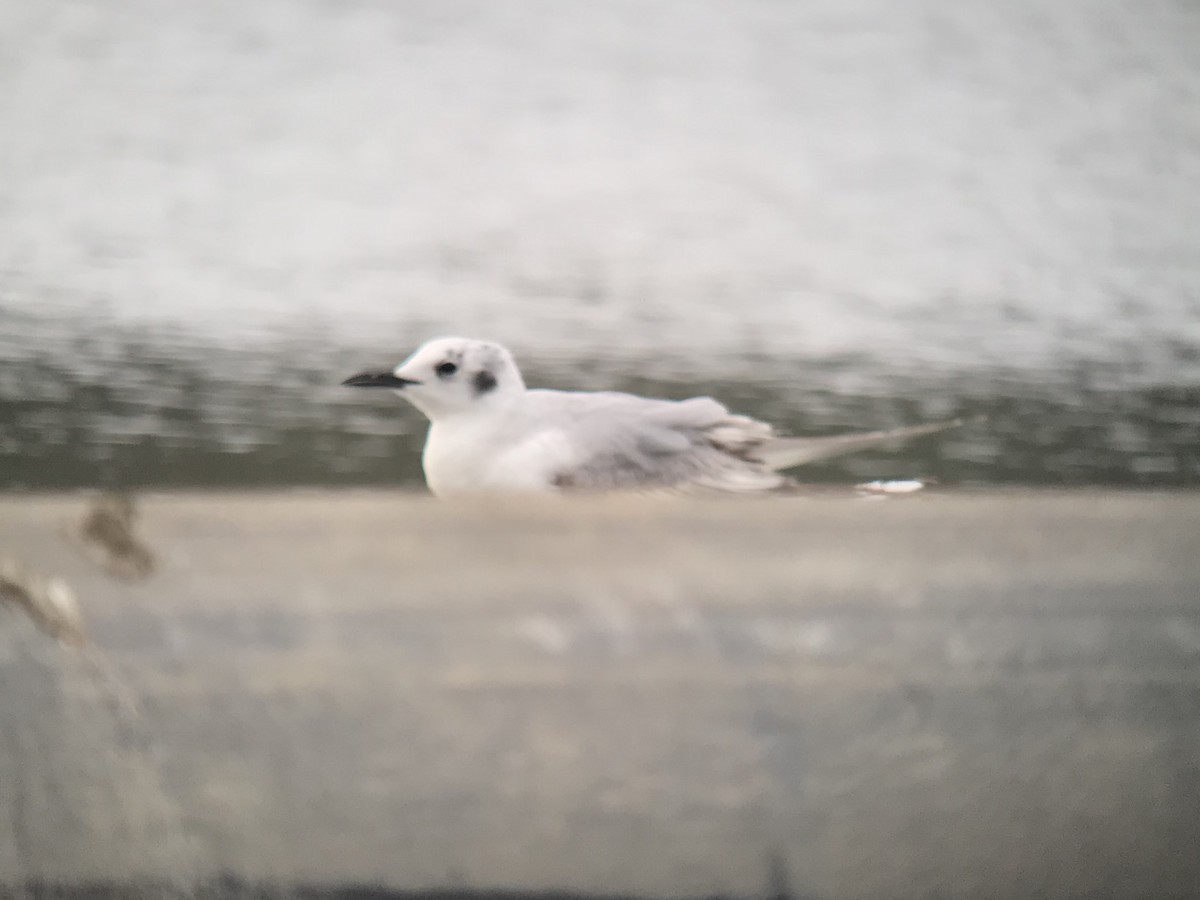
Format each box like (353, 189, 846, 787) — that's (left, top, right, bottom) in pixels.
(473, 369, 498, 394)
(435, 361, 458, 378)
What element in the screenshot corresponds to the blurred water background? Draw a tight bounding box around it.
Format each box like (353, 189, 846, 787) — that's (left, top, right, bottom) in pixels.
(2, 0, 1199, 490)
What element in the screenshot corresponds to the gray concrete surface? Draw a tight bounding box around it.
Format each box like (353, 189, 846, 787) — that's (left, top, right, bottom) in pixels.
(1, 490, 1199, 898)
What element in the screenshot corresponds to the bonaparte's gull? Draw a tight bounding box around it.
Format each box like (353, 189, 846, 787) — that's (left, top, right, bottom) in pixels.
(343, 337, 967, 497)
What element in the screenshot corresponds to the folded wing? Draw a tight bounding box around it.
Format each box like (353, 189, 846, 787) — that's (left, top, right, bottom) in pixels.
(757, 417, 971, 472)
(522, 390, 970, 494)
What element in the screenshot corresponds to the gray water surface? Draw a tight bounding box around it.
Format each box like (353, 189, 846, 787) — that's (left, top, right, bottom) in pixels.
(2, 306, 1197, 489)
(2, 0, 1199, 488)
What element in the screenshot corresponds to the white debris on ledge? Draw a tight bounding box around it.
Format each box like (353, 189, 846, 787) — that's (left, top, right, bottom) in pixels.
(855, 479, 931, 497)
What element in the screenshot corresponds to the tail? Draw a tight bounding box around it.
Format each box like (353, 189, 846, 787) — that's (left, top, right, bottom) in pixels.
(758, 415, 981, 472)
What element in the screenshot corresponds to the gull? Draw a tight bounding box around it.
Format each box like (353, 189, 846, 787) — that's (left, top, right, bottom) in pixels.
(343, 337, 968, 497)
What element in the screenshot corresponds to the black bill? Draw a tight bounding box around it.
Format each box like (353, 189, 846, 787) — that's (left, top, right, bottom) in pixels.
(341, 371, 422, 388)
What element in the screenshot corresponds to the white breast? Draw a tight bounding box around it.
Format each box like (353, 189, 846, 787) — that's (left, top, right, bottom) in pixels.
(422, 417, 565, 496)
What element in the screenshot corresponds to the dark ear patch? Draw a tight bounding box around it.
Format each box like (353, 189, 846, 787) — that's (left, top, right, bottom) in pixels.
(473, 369, 498, 394)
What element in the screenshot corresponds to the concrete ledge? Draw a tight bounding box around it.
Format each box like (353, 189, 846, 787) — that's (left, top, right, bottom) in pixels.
(2, 491, 1199, 899)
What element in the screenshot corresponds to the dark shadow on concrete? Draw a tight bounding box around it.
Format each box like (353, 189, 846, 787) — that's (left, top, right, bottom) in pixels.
(5, 876, 752, 900)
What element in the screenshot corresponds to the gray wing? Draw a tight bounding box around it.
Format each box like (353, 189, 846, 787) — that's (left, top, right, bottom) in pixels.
(523, 391, 975, 494)
(523, 390, 786, 493)
(756, 417, 974, 471)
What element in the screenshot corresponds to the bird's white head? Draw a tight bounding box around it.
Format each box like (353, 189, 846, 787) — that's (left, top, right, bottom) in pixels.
(342, 337, 526, 421)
